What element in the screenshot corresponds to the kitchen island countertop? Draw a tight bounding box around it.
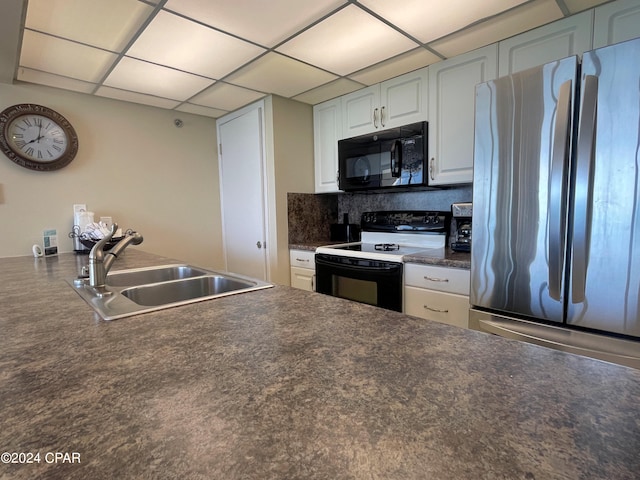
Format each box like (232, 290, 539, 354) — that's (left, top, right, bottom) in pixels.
(1, 251, 638, 479)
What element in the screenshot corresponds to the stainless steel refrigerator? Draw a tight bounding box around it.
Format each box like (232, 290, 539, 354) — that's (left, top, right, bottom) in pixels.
(469, 37, 640, 369)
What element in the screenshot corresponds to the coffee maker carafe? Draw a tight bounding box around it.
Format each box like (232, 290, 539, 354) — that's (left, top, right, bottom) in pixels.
(451, 203, 472, 252)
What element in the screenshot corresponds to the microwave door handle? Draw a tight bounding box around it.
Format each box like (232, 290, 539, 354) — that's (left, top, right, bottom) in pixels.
(548, 79, 572, 301)
(572, 74, 598, 303)
(391, 140, 402, 177)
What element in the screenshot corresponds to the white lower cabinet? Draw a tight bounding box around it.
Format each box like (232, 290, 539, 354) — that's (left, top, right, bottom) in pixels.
(290, 250, 315, 292)
(403, 263, 470, 328)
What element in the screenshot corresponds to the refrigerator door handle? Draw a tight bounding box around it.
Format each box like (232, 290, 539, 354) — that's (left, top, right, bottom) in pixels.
(572, 75, 598, 303)
(548, 79, 573, 301)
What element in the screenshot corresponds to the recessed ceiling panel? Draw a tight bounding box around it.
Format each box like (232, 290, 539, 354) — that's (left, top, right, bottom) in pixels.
(563, 0, 612, 14)
(429, 0, 563, 59)
(164, 0, 347, 47)
(25, 0, 153, 51)
(20, 30, 118, 82)
(189, 83, 266, 112)
(359, 0, 530, 44)
(104, 57, 214, 101)
(95, 86, 182, 109)
(17, 68, 96, 94)
(276, 4, 419, 76)
(349, 47, 441, 86)
(127, 11, 265, 79)
(226, 53, 338, 98)
(176, 103, 228, 119)
(292, 78, 365, 105)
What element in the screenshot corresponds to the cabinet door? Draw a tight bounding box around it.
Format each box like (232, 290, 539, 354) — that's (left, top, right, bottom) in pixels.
(428, 45, 497, 186)
(342, 85, 379, 137)
(593, 0, 640, 49)
(380, 67, 428, 129)
(404, 287, 469, 328)
(498, 11, 593, 77)
(313, 99, 342, 193)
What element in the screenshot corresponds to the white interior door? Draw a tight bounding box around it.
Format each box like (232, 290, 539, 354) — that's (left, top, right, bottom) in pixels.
(217, 103, 268, 281)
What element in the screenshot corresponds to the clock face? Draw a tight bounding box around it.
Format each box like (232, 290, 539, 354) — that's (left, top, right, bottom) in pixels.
(7, 114, 69, 162)
(0, 104, 78, 171)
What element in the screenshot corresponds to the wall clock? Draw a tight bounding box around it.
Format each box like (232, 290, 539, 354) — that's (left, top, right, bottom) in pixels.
(0, 103, 79, 171)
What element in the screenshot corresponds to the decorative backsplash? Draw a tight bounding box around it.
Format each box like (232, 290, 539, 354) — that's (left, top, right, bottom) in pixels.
(287, 186, 472, 244)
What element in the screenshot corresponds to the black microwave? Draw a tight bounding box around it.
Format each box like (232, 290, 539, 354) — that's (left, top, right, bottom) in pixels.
(338, 121, 428, 192)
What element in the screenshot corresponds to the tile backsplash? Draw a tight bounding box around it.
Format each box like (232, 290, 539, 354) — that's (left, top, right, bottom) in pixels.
(288, 186, 472, 244)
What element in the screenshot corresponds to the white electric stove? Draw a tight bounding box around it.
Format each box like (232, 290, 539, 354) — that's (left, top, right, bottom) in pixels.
(315, 211, 450, 311)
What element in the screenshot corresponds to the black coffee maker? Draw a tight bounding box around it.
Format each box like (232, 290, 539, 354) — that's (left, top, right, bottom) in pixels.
(451, 203, 472, 252)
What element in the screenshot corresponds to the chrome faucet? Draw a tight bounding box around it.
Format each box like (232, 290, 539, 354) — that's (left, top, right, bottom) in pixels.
(88, 223, 143, 289)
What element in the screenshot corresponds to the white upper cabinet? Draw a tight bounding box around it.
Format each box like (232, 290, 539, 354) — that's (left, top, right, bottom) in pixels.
(593, 0, 640, 49)
(427, 44, 498, 186)
(498, 11, 593, 77)
(342, 68, 428, 138)
(313, 98, 342, 193)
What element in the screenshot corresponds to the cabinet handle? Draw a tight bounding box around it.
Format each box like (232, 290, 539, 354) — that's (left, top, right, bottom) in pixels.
(423, 305, 449, 313)
(295, 258, 310, 263)
(429, 157, 435, 181)
(424, 276, 449, 283)
(373, 108, 379, 128)
(256, 241, 262, 249)
(380, 106, 386, 127)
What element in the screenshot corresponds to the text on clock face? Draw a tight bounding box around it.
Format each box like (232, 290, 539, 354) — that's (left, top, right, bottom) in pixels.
(9, 114, 68, 160)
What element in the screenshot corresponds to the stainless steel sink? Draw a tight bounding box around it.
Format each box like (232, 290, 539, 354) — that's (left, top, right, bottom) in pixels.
(68, 264, 272, 320)
(121, 275, 255, 306)
(106, 264, 210, 287)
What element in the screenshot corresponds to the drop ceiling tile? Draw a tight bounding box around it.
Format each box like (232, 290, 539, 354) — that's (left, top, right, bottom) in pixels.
(276, 4, 419, 76)
(104, 57, 214, 101)
(25, 0, 153, 51)
(359, 0, 530, 44)
(164, 0, 347, 47)
(127, 10, 265, 79)
(95, 86, 182, 109)
(292, 78, 365, 104)
(189, 82, 265, 112)
(348, 47, 440, 86)
(225, 53, 338, 98)
(563, 0, 612, 14)
(175, 103, 228, 119)
(429, 0, 563, 59)
(20, 30, 118, 82)
(17, 68, 96, 94)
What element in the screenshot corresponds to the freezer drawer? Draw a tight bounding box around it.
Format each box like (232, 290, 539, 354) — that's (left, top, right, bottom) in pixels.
(469, 309, 640, 369)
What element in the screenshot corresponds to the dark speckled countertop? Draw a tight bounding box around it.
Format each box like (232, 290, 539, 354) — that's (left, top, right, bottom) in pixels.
(1, 251, 639, 479)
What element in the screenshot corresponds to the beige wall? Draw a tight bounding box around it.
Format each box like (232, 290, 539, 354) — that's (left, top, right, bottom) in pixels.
(265, 95, 314, 285)
(0, 82, 224, 268)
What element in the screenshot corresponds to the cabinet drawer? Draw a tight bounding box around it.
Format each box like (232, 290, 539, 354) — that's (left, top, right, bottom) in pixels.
(404, 263, 469, 295)
(289, 250, 316, 270)
(404, 287, 469, 328)
(290, 266, 315, 292)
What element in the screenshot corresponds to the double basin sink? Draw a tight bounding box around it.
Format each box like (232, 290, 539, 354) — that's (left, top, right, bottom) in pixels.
(68, 264, 272, 320)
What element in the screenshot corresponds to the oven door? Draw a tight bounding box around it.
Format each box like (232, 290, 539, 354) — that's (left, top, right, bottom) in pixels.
(315, 253, 403, 312)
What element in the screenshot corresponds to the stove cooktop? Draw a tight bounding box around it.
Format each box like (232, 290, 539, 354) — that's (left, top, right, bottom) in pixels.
(316, 210, 450, 262)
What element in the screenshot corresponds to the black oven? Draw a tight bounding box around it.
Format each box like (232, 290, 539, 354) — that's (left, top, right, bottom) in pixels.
(315, 253, 403, 312)
(338, 121, 428, 192)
